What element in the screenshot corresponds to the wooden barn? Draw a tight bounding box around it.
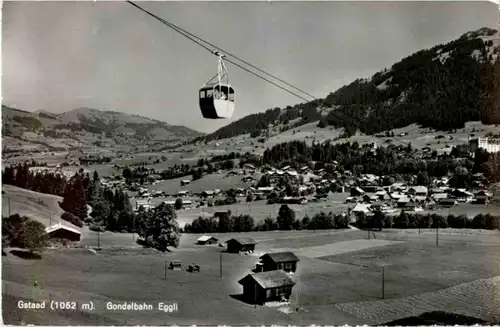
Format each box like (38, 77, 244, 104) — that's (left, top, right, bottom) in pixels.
(257, 252, 300, 273)
(196, 235, 218, 245)
(238, 270, 296, 305)
(225, 238, 256, 253)
(44, 223, 81, 242)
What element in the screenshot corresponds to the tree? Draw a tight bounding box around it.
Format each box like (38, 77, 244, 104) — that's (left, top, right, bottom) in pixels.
(143, 203, 181, 251)
(277, 205, 295, 230)
(174, 198, 183, 210)
(22, 220, 48, 254)
(257, 175, 271, 187)
(246, 193, 254, 202)
(416, 171, 430, 186)
(122, 167, 133, 182)
(61, 174, 88, 221)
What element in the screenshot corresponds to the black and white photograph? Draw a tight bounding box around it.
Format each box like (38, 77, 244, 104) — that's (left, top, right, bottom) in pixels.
(2, 0, 500, 325)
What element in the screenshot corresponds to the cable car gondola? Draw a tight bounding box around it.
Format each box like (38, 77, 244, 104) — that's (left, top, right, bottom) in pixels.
(199, 51, 235, 119)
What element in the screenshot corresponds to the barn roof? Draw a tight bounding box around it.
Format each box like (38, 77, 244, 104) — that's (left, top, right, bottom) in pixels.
(238, 270, 295, 289)
(225, 238, 256, 245)
(197, 235, 217, 242)
(260, 251, 300, 263)
(44, 223, 81, 235)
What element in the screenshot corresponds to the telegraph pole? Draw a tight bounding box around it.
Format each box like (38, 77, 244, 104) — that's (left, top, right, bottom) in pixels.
(97, 231, 101, 250)
(436, 225, 439, 247)
(220, 252, 222, 278)
(382, 266, 385, 299)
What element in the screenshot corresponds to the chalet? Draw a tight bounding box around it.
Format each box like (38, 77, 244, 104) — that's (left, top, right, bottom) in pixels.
(361, 184, 379, 193)
(370, 201, 384, 211)
(390, 183, 407, 192)
(196, 235, 218, 245)
(351, 203, 372, 216)
(408, 186, 428, 197)
(362, 194, 379, 203)
(45, 223, 81, 242)
(214, 211, 231, 219)
(374, 190, 388, 200)
(201, 190, 215, 198)
(450, 189, 474, 203)
(438, 198, 457, 207)
(344, 196, 358, 204)
(257, 187, 274, 194)
(243, 163, 256, 170)
(401, 201, 421, 212)
(300, 166, 311, 173)
(432, 193, 448, 201)
(242, 176, 255, 183)
(350, 187, 365, 197)
(180, 180, 191, 186)
(176, 190, 190, 197)
(225, 238, 256, 253)
(237, 270, 296, 305)
(474, 190, 492, 204)
(136, 200, 153, 211)
(396, 197, 411, 208)
(257, 252, 300, 273)
(277, 196, 308, 205)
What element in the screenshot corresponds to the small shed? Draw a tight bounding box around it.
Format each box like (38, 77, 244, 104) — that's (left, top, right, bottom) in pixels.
(169, 260, 182, 270)
(197, 235, 218, 245)
(238, 270, 296, 305)
(259, 252, 300, 273)
(225, 238, 256, 253)
(44, 223, 81, 242)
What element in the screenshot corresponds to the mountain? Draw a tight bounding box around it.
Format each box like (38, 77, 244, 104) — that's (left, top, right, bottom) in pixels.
(199, 27, 500, 143)
(2, 106, 203, 154)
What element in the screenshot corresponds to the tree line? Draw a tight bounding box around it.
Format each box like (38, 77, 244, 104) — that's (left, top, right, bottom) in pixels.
(183, 204, 500, 234)
(183, 204, 351, 233)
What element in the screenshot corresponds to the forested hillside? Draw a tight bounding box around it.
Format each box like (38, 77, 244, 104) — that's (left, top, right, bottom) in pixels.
(201, 27, 500, 141)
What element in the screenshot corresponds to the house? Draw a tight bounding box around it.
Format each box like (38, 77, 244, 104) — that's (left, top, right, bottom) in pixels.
(214, 210, 231, 220)
(44, 223, 81, 242)
(201, 190, 215, 198)
(180, 180, 191, 186)
(257, 252, 300, 273)
(242, 176, 255, 183)
(257, 187, 274, 194)
(450, 189, 474, 203)
(474, 190, 492, 204)
(243, 163, 256, 170)
(196, 235, 218, 245)
(237, 270, 296, 305)
(350, 187, 365, 197)
(278, 196, 307, 205)
(225, 238, 256, 253)
(438, 198, 457, 207)
(396, 197, 411, 208)
(408, 186, 428, 197)
(351, 203, 372, 215)
(176, 190, 190, 197)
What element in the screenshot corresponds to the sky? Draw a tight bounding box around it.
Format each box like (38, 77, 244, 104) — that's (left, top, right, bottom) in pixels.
(2, 1, 498, 134)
